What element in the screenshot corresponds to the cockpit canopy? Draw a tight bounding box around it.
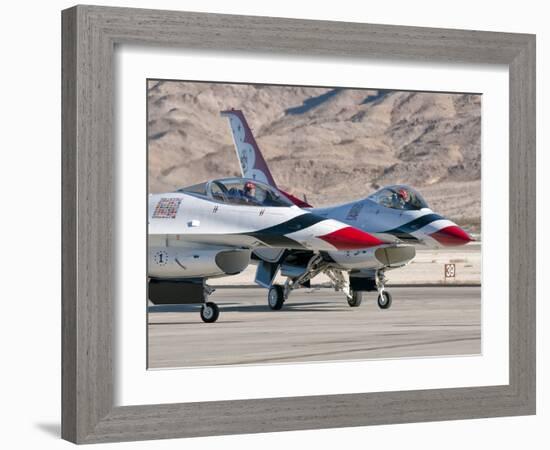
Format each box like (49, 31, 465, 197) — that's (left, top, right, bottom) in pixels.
(178, 178, 295, 208)
(369, 185, 430, 211)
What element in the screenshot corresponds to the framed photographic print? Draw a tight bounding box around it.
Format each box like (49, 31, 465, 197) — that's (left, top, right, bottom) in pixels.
(62, 5, 535, 444)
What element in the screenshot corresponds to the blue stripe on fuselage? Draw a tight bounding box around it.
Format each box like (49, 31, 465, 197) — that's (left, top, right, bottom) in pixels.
(383, 213, 444, 241)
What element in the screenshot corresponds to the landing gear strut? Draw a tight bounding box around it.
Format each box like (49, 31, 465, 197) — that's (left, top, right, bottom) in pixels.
(326, 268, 369, 308)
(263, 254, 394, 311)
(266, 254, 324, 310)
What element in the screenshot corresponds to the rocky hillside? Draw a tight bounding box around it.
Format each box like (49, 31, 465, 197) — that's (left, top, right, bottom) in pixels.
(148, 80, 481, 232)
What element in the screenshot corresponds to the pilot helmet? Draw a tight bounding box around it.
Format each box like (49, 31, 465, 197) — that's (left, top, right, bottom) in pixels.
(397, 188, 409, 201)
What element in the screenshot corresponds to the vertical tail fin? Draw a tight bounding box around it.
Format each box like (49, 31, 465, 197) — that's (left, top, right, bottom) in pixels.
(220, 109, 277, 187)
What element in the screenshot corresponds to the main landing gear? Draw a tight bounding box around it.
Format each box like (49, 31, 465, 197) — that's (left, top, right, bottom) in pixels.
(261, 250, 394, 312)
(347, 291, 363, 307)
(266, 254, 324, 310)
(265, 262, 393, 311)
(268, 285, 285, 310)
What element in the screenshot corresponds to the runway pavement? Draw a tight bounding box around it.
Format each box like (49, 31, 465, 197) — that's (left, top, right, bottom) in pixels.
(147, 286, 481, 368)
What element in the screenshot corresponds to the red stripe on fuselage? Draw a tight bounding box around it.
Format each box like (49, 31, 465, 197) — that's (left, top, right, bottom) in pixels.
(430, 225, 472, 246)
(318, 226, 386, 250)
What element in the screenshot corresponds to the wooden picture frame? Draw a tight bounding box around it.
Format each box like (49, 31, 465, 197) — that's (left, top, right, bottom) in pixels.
(61, 5, 536, 444)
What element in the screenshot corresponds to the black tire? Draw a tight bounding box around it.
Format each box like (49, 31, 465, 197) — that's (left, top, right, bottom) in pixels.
(200, 302, 220, 323)
(347, 291, 363, 307)
(377, 291, 392, 309)
(268, 285, 285, 310)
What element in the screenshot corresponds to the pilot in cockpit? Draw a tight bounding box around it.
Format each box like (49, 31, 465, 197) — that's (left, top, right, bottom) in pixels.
(243, 181, 258, 204)
(388, 188, 409, 209)
(396, 188, 410, 208)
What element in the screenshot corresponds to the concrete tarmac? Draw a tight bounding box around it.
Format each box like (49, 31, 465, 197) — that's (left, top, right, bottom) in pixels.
(148, 286, 481, 368)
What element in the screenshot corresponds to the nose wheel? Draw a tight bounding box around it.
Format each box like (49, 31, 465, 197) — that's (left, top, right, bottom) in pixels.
(199, 284, 220, 322)
(200, 301, 220, 323)
(376, 270, 392, 310)
(377, 291, 392, 309)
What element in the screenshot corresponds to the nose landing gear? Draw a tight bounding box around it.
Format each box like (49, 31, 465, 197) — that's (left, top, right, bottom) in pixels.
(200, 284, 220, 323)
(377, 290, 392, 309)
(200, 301, 220, 322)
(375, 270, 392, 309)
(148, 279, 221, 323)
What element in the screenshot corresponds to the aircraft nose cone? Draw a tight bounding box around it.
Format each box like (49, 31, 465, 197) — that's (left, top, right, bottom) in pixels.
(318, 226, 388, 250)
(430, 225, 472, 246)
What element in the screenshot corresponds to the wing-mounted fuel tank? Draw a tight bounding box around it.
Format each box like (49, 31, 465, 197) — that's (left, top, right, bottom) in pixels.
(149, 243, 251, 278)
(327, 245, 416, 270)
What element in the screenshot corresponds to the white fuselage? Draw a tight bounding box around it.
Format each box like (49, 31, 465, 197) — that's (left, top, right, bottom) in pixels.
(313, 198, 459, 249)
(148, 191, 388, 278)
